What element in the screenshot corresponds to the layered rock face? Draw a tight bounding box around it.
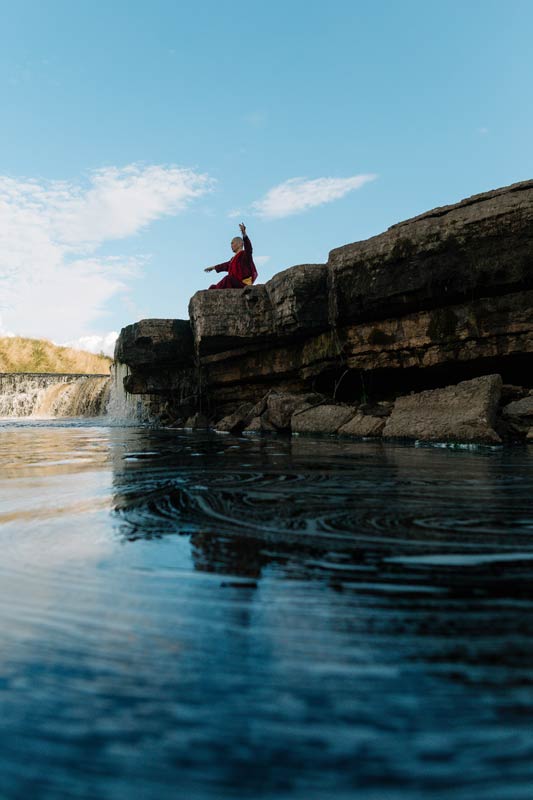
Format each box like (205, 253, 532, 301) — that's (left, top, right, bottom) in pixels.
(113, 319, 196, 419)
(114, 180, 533, 442)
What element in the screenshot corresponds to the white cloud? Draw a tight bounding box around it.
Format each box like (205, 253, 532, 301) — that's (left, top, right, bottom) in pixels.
(0, 164, 213, 344)
(62, 331, 119, 357)
(254, 255, 270, 266)
(53, 164, 212, 246)
(252, 174, 377, 219)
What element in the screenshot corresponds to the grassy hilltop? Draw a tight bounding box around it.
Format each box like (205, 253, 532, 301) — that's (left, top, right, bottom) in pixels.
(0, 337, 112, 374)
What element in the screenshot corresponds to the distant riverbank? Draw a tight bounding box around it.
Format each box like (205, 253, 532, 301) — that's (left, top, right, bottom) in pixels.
(0, 336, 111, 374)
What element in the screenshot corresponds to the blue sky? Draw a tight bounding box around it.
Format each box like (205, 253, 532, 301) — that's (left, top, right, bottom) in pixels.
(0, 0, 531, 354)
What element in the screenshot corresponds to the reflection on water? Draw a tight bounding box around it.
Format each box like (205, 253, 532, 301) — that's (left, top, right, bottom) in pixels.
(1, 420, 533, 799)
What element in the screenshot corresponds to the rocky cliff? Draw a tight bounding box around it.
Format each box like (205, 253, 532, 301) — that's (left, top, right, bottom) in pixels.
(114, 180, 533, 443)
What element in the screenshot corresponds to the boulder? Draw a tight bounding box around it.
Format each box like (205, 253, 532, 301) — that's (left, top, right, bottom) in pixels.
(215, 392, 275, 433)
(502, 393, 533, 435)
(249, 393, 271, 419)
(184, 412, 210, 429)
(168, 418, 185, 428)
(291, 404, 356, 435)
(265, 391, 321, 431)
(383, 374, 503, 444)
(214, 402, 255, 433)
(242, 415, 277, 433)
(338, 414, 386, 437)
(329, 180, 533, 326)
(242, 416, 263, 433)
(114, 319, 194, 367)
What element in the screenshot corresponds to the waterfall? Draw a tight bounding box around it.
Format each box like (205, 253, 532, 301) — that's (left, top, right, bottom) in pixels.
(107, 362, 136, 420)
(34, 376, 110, 417)
(0, 373, 110, 418)
(106, 362, 147, 422)
(1, 365, 155, 422)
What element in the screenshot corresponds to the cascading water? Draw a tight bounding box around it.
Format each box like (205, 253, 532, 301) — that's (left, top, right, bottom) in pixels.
(106, 362, 146, 421)
(0, 364, 154, 421)
(0, 373, 111, 418)
(35, 376, 111, 417)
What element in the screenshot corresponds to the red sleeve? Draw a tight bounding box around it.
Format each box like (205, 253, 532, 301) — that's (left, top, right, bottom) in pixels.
(228, 240, 258, 283)
(212, 260, 231, 273)
(242, 235, 258, 283)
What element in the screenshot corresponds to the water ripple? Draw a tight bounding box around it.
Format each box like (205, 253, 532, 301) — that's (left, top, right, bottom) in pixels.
(0, 424, 533, 799)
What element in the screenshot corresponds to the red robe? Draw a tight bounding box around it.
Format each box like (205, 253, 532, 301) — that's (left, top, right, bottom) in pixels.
(208, 234, 258, 290)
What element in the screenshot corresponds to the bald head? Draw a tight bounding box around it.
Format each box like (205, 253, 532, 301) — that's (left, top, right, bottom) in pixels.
(231, 236, 244, 253)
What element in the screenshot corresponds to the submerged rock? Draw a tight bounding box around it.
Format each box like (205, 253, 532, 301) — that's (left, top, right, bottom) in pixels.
(383, 374, 503, 444)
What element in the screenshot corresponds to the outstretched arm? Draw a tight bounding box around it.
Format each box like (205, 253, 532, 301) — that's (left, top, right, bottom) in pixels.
(204, 260, 230, 273)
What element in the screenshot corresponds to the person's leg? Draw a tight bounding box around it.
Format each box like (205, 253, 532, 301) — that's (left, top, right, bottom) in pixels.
(209, 276, 229, 289)
(209, 275, 244, 290)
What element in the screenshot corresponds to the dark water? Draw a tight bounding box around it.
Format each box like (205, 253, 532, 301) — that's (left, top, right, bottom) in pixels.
(1, 421, 533, 800)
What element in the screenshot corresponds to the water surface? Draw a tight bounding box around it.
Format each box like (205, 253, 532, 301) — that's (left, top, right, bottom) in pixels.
(1, 420, 533, 799)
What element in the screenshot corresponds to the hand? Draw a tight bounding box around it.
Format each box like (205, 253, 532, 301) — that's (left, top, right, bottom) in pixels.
(239, 222, 246, 236)
(204, 266, 215, 272)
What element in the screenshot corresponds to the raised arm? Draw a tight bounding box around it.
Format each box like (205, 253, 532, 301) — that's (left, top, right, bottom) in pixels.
(239, 222, 257, 284)
(239, 222, 252, 255)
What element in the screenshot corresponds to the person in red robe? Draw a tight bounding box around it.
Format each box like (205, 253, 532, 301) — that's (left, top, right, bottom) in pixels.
(204, 222, 258, 289)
